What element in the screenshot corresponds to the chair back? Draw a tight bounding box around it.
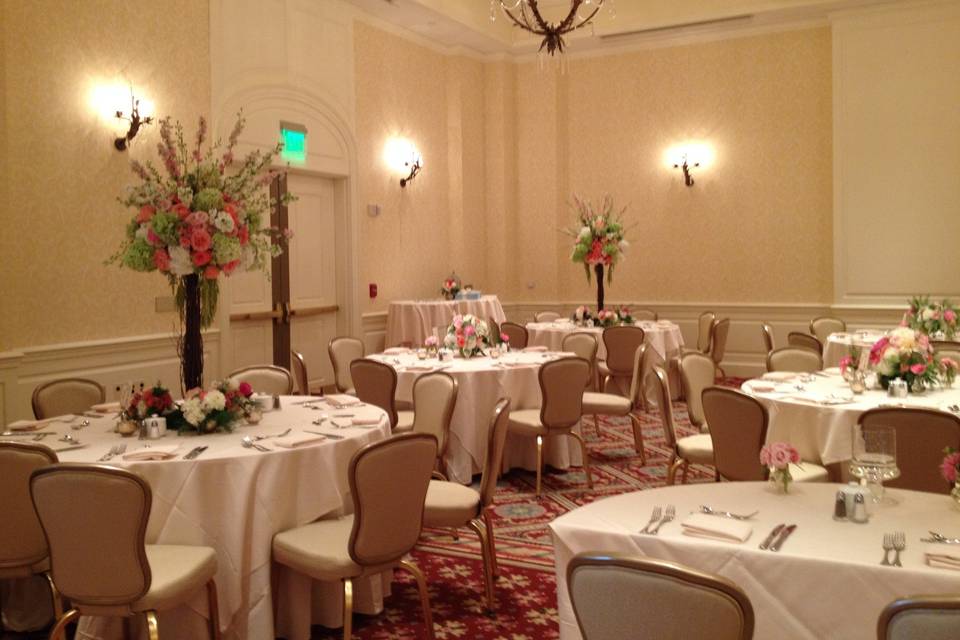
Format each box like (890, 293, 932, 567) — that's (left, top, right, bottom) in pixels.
(488, 317, 501, 344)
(478, 398, 512, 509)
(562, 332, 599, 389)
(680, 352, 715, 429)
(697, 311, 716, 353)
(328, 336, 364, 392)
(859, 408, 960, 494)
(229, 364, 294, 395)
(290, 350, 310, 395)
(810, 316, 846, 343)
(0, 443, 57, 574)
(500, 322, 528, 349)
(539, 357, 590, 430)
(710, 318, 730, 367)
(878, 596, 960, 640)
(625, 344, 649, 409)
(787, 332, 823, 354)
(32, 378, 105, 419)
(702, 388, 769, 481)
(760, 323, 775, 354)
(30, 465, 152, 608)
(350, 359, 399, 428)
(348, 433, 437, 567)
(632, 309, 658, 321)
(411, 372, 458, 457)
(652, 367, 678, 450)
(766, 347, 822, 373)
(602, 326, 645, 377)
(534, 311, 561, 322)
(931, 340, 960, 363)
(567, 553, 754, 640)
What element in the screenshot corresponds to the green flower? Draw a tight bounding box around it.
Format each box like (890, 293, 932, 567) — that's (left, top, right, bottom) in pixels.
(150, 212, 180, 245)
(192, 187, 224, 213)
(212, 234, 241, 264)
(197, 163, 222, 190)
(122, 238, 155, 271)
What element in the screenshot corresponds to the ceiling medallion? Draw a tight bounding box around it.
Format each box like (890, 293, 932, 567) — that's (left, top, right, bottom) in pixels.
(490, 0, 613, 56)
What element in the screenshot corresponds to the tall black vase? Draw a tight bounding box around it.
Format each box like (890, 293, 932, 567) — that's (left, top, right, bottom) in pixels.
(181, 274, 204, 392)
(595, 263, 605, 311)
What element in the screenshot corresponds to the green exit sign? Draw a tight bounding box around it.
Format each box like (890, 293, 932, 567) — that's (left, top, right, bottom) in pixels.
(280, 121, 307, 164)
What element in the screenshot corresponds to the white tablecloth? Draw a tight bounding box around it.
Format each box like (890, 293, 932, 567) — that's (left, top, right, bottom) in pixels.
(371, 350, 584, 484)
(823, 330, 886, 368)
(551, 482, 960, 640)
(8, 398, 391, 640)
(741, 373, 960, 465)
(385, 295, 507, 347)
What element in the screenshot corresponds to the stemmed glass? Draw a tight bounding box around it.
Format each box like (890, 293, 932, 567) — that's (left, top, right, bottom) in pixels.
(850, 424, 900, 505)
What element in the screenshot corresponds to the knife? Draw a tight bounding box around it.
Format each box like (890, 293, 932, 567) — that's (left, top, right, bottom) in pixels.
(184, 446, 208, 460)
(304, 430, 342, 440)
(770, 524, 797, 552)
(1, 431, 57, 436)
(759, 524, 785, 550)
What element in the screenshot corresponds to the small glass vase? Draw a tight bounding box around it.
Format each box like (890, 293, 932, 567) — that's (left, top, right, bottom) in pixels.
(770, 468, 793, 494)
(952, 482, 960, 510)
(910, 377, 927, 395)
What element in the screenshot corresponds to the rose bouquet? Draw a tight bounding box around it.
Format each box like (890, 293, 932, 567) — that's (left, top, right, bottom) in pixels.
(122, 383, 175, 421)
(441, 274, 461, 301)
(443, 314, 489, 358)
(941, 357, 958, 388)
(596, 309, 620, 328)
(839, 346, 862, 379)
(564, 194, 630, 310)
(941, 448, 960, 485)
(869, 327, 939, 391)
(572, 305, 593, 326)
(168, 379, 255, 434)
(760, 442, 801, 493)
(618, 306, 635, 325)
(903, 296, 958, 340)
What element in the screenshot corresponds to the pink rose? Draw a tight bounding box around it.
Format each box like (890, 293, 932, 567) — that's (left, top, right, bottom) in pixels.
(946, 309, 957, 323)
(910, 363, 926, 375)
(172, 203, 190, 220)
(238, 225, 249, 246)
(136, 205, 156, 223)
(204, 265, 220, 280)
(464, 325, 476, 337)
(191, 227, 211, 252)
(186, 211, 209, 226)
(500, 332, 510, 343)
(192, 250, 211, 267)
(759, 446, 772, 467)
(941, 451, 960, 483)
(839, 356, 854, 375)
(770, 445, 791, 469)
(153, 249, 170, 271)
(238, 381, 253, 397)
(222, 259, 240, 276)
(146, 229, 163, 246)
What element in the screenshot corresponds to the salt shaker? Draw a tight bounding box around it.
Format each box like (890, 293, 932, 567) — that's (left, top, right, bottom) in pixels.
(851, 492, 869, 523)
(833, 491, 847, 521)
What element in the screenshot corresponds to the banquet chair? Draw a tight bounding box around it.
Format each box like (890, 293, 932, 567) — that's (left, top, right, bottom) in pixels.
(488, 317, 501, 344)
(702, 387, 828, 483)
(787, 331, 823, 355)
(30, 464, 221, 640)
(328, 336, 365, 394)
(654, 367, 715, 485)
(290, 350, 324, 396)
(402, 372, 458, 479)
(859, 408, 960, 494)
(350, 358, 413, 430)
(567, 553, 755, 640)
(760, 322, 776, 356)
(228, 364, 294, 395)
(582, 344, 647, 461)
(0, 443, 63, 628)
(500, 321, 529, 349)
(31, 378, 105, 419)
(766, 347, 823, 373)
(877, 595, 960, 640)
(422, 398, 511, 611)
(272, 434, 437, 640)
(534, 311, 561, 322)
(562, 331, 599, 391)
(680, 352, 716, 434)
(810, 316, 846, 344)
(709, 318, 731, 379)
(632, 308, 658, 321)
(682, 311, 716, 356)
(598, 325, 646, 398)
(931, 340, 960, 363)
(508, 357, 592, 498)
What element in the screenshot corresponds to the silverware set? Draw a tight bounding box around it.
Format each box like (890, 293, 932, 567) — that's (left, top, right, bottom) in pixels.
(699, 505, 758, 520)
(59, 434, 80, 445)
(253, 428, 291, 441)
(639, 505, 675, 535)
(98, 444, 127, 462)
(881, 532, 905, 566)
(183, 446, 208, 460)
(922, 531, 960, 544)
(758, 523, 796, 551)
(305, 429, 344, 440)
(241, 436, 271, 452)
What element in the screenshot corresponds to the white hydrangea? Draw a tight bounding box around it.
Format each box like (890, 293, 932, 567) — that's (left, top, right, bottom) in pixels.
(181, 397, 205, 426)
(578, 226, 591, 239)
(213, 210, 235, 234)
(168, 246, 194, 276)
(135, 224, 149, 241)
(226, 377, 240, 392)
(201, 390, 226, 412)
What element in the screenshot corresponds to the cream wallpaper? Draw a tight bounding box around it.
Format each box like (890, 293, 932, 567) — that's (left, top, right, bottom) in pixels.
(0, 0, 211, 351)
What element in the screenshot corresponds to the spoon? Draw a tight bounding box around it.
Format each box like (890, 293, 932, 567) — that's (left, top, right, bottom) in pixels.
(241, 436, 270, 452)
(699, 505, 759, 520)
(72, 419, 91, 431)
(59, 434, 79, 444)
(254, 428, 291, 441)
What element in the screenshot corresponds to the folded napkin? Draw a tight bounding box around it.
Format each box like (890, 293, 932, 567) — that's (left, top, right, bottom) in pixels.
(680, 513, 753, 543)
(325, 395, 362, 408)
(122, 445, 181, 461)
(522, 346, 548, 352)
(274, 433, 326, 448)
(924, 543, 960, 570)
(352, 416, 381, 426)
(499, 361, 535, 368)
(402, 365, 435, 372)
(746, 382, 777, 393)
(383, 347, 409, 355)
(761, 372, 799, 382)
(6, 415, 67, 431)
(823, 367, 842, 376)
(91, 402, 122, 413)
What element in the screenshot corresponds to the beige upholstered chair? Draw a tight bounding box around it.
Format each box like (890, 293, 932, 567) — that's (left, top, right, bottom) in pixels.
(787, 331, 823, 354)
(508, 357, 592, 497)
(582, 344, 647, 462)
(562, 332, 599, 390)
(653, 367, 715, 484)
(702, 387, 827, 483)
(680, 352, 716, 434)
(859, 408, 960, 494)
(683, 311, 716, 356)
(810, 316, 846, 344)
(0, 443, 62, 625)
(760, 322, 775, 355)
(32, 378, 105, 419)
(500, 322, 529, 349)
(350, 358, 413, 430)
(632, 308, 658, 321)
(710, 318, 730, 379)
(403, 372, 458, 478)
(290, 350, 323, 396)
(328, 336, 364, 394)
(30, 465, 220, 640)
(534, 311, 561, 322)
(272, 434, 438, 640)
(878, 595, 960, 640)
(931, 340, 960, 363)
(488, 317, 501, 344)
(228, 364, 294, 395)
(567, 553, 755, 640)
(766, 346, 823, 373)
(598, 325, 645, 396)
(423, 398, 511, 611)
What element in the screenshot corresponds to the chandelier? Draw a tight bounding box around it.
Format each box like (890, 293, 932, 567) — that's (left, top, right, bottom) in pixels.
(490, 0, 612, 56)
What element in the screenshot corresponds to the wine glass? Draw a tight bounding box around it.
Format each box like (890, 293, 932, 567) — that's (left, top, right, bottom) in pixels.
(850, 424, 900, 505)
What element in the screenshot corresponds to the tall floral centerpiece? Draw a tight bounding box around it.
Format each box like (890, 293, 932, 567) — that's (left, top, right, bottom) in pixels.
(111, 114, 291, 391)
(441, 274, 462, 301)
(444, 314, 489, 358)
(869, 327, 939, 392)
(903, 295, 958, 340)
(565, 195, 629, 312)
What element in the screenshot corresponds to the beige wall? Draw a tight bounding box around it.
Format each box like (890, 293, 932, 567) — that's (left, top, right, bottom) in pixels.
(0, 0, 211, 351)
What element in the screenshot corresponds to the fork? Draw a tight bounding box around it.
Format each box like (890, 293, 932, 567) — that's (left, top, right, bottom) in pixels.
(254, 428, 291, 441)
(649, 505, 676, 535)
(639, 506, 662, 534)
(98, 445, 120, 462)
(880, 533, 893, 566)
(892, 532, 905, 567)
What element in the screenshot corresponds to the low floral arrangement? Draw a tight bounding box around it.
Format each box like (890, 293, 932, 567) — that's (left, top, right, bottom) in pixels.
(941, 447, 960, 487)
(444, 314, 490, 358)
(869, 327, 939, 391)
(565, 195, 629, 283)
(168, 379, 255, 434)
(941, 357, 958, 388)
(424, 335, 439, 351)
(760, 442, 801, 493)
(596, 309, 620, 328)
(618, 306, 634, 325)
(122, 383, 175, 421)
(903, 295, 958, 340)
(572, 305, 593, 326)
(839, 347, 862, 378)
(441, 274, 461, 301)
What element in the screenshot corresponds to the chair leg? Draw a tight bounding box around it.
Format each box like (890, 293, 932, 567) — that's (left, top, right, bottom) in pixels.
(398, 560, 436, 640)
(483, 509, 500, 577)
(49, 608, 79, 640)
(569, 432, 593, 489)
(206, 579, 221, 640)
(681, 461, 690, 484)
(535, 435, 544, 498)
(42, 571, 64, 620)
(468, 519, 495, 611)
(145, 610, 160, 640)
(342, 578, 353, 640)
(667, 455, 683, 486)
(593, 414, 601, 437)
(448, 527, 460, 541)
(270, 560, 280, 636)
(629, 413, 646, 464)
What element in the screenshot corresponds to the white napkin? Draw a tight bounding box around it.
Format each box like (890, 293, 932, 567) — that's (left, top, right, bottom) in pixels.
(402, 365, 435, 372)
(325, 395, 362, 408)
(352, 416, 381, 426)
(383, 347, 409, 355)
(680, 513, 753, 543)
(499, 361, 535, 368)
(6, 415, 77, 431)
(91, 402, 122, 413)
(823, 367, 842, 376)
(924, 543, 960, 570)
(122, 445, 181, 461)
(762, 372, 799, 382)
(522, 346, 548, 352)
(746, 382, 777, 393)
(274, 433, 326, 448)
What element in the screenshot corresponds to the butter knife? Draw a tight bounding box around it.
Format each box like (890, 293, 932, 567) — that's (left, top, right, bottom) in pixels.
(770, 524, 797, 552)
(184, 446, 208, 460)
(304, 430, 343, 440)
(759, 524, 785, 550)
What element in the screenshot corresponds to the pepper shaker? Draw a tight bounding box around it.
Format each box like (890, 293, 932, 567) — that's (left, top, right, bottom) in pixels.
(273, 394, 281, 410)
(833, 490, 847, 521)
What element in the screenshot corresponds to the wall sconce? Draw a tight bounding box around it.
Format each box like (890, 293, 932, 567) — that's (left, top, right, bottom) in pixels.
(674, 154, 699, 187)
(383, 137, 423, 188)
(665, 142, 713, 188)
(114, 92, 154, 151)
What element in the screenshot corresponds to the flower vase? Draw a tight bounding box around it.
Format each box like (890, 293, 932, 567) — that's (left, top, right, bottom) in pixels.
(770, 468, 792, 494)
(910, 377, 927, 395)
(181, 274, 204, 393)
(952, 482, 960, 510)
(595, 263, 604, 312)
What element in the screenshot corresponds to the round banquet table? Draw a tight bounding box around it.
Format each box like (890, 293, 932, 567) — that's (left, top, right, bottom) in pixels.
(551, 481, 960, 640)
(385, 295, 507, 348)
(8, 397, 391, 640)
(741, 372, 960, 466)
(525, 319, 685, 403)
(370, 349, 585, 484)
(822, 329, 886, 368)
